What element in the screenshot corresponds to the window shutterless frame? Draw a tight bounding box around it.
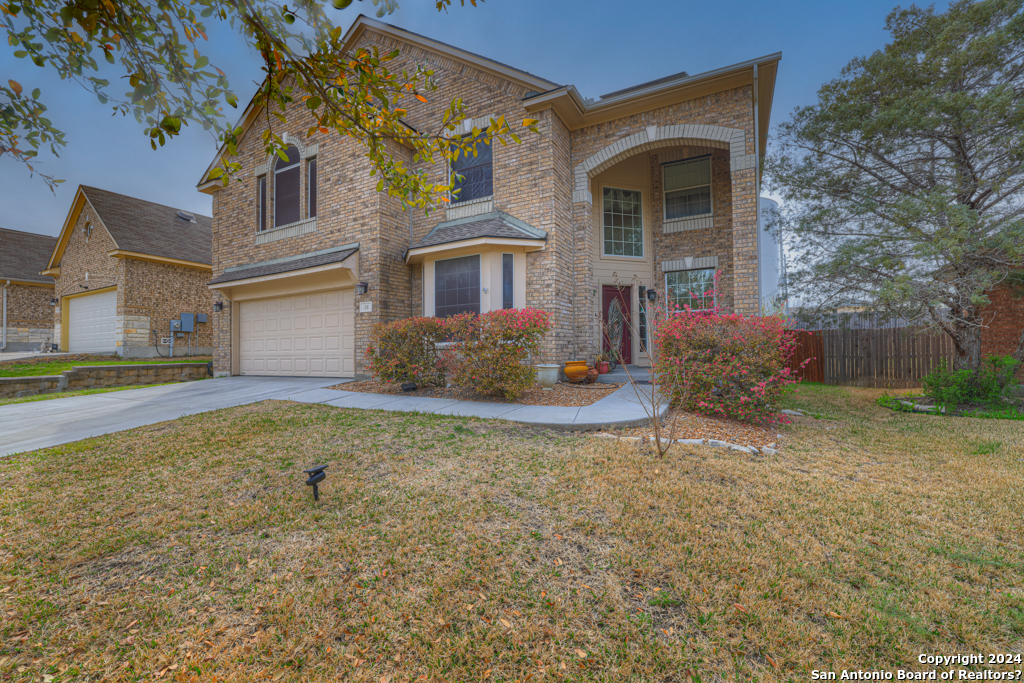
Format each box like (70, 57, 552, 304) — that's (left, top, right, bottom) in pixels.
(501, 253, 514, 309)
(449, 133, 494, 204)
(307, 157, 317, 219)
(662, 155, 713, 221)
(601, 186, 644, 258)
(273, 145, 301, 227)
(256, 176, 267, 232)
(433, 254, 481, 318)
(665, 268, 716, 312)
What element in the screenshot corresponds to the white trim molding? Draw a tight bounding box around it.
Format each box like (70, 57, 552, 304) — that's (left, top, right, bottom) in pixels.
(255, 134, 318, 176)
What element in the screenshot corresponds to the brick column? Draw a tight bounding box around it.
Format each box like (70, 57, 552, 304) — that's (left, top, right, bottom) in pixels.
(728, 165, 758, 315)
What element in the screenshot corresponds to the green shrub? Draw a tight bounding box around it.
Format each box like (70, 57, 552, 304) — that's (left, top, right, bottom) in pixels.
(365, 317, 449, 387)
(445, 308, 551, 401)
(921, 355, 1020, 411)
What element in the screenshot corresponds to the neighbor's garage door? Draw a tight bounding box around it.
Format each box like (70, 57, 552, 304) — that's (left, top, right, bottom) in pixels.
(239, 290, 354, 377)
(68, 289, 117, 353)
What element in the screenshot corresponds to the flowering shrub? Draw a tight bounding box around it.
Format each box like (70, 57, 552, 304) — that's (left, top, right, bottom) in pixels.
(366, 308, 552, 400)
(365, 316, 449, 387)
(650, 277, 803, 424)
(445, 308, 552, 401)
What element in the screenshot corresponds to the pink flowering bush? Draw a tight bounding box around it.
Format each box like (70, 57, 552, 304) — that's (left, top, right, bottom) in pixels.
(446, 308, 552, 401)
(365, 316, 449, 387)
(651, 278, 802, 425)
(366, 308, 552, 400)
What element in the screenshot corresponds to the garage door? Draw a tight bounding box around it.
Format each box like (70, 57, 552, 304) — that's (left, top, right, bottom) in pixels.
(239, 289, 354, 377)
(68, 289, 117, 353)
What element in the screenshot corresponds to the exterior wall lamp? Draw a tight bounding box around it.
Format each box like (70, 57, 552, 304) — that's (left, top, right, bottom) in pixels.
(646, 289, 657, 302)
(213, 301, 224, 312)
(355, 281, 369, 295)
(49, 298, 58, 307)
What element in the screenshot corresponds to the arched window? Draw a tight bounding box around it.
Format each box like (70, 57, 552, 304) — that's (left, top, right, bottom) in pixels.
(274, 145, 301, 226)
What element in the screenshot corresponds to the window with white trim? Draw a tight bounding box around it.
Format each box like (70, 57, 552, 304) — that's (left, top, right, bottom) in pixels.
(666, 268, 716, 311)
(256, 176, 267, 232)
(501, 253, 514, 309)
(664, 156, 712, 220)
(307, 157, 318, 219)
(602, 187, 643, 257)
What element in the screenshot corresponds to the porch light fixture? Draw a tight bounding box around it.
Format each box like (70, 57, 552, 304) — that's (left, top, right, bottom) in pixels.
(646, 289, 657, 303)
(49, 298, 57, 307)
(213, 301, 224, 312)
(355, 281, 369, 295)
(303, 464, 328, 501)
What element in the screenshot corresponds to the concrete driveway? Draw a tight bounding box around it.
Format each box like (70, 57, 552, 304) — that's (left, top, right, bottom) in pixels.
(0, 376, 343, 457)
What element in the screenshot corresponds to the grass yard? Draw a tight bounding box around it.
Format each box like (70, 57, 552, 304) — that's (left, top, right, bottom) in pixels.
(0, 357, 210, 378)
(1, 385, 1022, 681)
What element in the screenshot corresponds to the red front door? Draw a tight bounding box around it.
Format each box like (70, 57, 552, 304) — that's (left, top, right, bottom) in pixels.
(602, 285, 631, 365)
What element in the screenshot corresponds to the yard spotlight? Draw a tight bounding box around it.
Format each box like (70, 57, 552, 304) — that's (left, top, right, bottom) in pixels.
(303, 464, 328, 501)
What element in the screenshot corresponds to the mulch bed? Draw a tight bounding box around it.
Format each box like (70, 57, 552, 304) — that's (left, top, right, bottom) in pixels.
(330, 379, 622, 407)
(603, 408, 779, 449)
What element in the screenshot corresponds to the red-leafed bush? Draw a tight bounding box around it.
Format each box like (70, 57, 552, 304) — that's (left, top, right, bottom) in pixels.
(365, 308, 552, 400)
(651, 277, 803, 425)
(365, 316, 449, 387)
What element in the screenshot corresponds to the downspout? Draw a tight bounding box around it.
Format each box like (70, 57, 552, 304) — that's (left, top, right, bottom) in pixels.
(753, 64, 763, 315)
(1, 280, 8, 351)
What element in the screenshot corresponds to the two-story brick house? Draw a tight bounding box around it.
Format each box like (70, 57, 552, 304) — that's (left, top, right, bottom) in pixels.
(44, 186, 214, 356)
(199, 16, 780, 378)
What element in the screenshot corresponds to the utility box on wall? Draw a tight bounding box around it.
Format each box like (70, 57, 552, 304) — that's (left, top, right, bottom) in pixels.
(180, 313, 195, 332)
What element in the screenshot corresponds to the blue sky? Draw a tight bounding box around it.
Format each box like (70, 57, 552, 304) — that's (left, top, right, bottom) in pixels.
(0, 0, 937, 237)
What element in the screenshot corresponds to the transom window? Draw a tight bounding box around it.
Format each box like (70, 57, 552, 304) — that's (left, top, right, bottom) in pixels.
(602, 188, 643, 257)
(274, 145, 301, 227)
(434, 255, 481, 318)
(666, 268, 716, 311)
(664, 157, 712, 219)
(450, 134, 493, 203)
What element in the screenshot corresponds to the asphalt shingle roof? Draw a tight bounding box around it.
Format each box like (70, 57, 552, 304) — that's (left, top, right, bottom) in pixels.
(81, 186, 212, 265)
(409, 212, 546, 250)
(209, 248, 358, 285)
(0, 227, 57, 284)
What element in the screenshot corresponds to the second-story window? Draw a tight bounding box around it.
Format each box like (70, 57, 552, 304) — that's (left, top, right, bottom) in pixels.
(274, 145, 301, 226)
(603, 187, 643, 257)
(308, 157, 318, 219)
(257, 176, 267, 232)
(664, 156, 712, 219)
(451, 134, 493, 203)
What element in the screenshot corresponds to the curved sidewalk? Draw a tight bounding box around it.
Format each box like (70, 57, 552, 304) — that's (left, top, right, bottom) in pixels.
(0, 377, 668, 457)
(284, 381, 668, 430)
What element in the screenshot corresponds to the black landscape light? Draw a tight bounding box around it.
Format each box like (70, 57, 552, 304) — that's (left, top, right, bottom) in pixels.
(303, 464, 328, 501)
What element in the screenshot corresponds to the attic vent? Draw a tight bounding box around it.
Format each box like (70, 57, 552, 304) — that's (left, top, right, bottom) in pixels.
(176, 210, 196, 223)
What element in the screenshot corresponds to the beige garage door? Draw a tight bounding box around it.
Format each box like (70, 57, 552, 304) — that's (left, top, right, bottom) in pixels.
(239, 289, 354, 377)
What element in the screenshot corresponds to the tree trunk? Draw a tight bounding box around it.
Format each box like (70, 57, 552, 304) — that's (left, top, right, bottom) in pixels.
(950, 323, 983, 371)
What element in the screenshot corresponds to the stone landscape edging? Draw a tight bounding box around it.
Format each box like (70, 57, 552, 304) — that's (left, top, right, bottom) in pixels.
(0, 363, 210, 400)
(588, 432, 780, 455)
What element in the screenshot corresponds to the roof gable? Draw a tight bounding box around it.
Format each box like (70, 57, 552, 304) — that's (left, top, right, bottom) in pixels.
(0, 227, 57, 284)
(48, 186, 212, 270)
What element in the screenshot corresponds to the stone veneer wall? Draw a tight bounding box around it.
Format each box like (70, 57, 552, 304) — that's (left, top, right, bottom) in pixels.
(3, 283, 54, 351)
(0, 363, 210, 399)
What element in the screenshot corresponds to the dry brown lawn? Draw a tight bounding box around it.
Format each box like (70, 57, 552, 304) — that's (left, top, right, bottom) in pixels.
(1, 384, 1022, 682)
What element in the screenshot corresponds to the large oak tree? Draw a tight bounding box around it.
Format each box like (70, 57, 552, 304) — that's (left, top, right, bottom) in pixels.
(767, 0, 1024, 370)
(2, 0, 535, 207)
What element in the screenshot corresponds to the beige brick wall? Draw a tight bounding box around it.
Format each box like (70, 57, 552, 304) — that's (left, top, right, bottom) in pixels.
(208, 31, 760, 375)
(119, 258, 214, 354)
(3, 283, 54, 348)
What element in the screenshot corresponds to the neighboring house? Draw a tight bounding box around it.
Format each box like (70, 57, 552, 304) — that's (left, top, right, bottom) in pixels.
(43, 186, 214, 356)
(198, 15, 780, 378)
(0, 227, 57, 352)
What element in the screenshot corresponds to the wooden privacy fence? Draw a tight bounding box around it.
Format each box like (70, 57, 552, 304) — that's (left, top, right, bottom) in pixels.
(790, 327, 955, 388)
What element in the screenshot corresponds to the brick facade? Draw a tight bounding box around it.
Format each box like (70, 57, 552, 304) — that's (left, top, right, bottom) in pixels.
(205, 21, 770, 376)
(52, 205, 213, 356)
(981, 284, 1024, 374)
(2, 283, 54, 351)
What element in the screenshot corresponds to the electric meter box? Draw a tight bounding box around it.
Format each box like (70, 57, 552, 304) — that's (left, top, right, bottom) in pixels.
(170, 320, 182, 332)
(180, 313, 195, 332)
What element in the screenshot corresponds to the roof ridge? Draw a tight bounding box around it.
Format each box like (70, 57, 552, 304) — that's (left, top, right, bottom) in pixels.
(81, 185, 212, 222)
(0, 226, 57, 240)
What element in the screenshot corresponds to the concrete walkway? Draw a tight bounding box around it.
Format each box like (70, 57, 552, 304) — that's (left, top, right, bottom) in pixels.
(0, 376, 667, 457)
